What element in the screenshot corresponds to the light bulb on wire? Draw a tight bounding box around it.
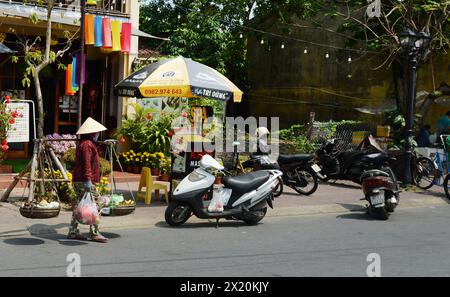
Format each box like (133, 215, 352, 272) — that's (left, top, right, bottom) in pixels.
(178, 14, 181, 20)
(281, 42, 285, 49)
(303, 48, 308, 54)
(325, 52, 330, 59)
(239, 33, 243, 39)
(260, 39, 264, 45)
(348, 56, 352, 63)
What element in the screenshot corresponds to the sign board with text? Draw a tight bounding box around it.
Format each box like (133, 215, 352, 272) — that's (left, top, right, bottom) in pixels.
(6, 102, 30, 143)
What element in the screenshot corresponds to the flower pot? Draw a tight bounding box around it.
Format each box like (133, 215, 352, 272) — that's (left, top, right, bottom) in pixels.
(160, 174, 170, 182)
(214, 177, 222, 184)
(151, 168, 160, 176)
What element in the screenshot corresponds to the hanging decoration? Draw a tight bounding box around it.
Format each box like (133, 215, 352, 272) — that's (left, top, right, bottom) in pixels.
(102, 17, 113, 48)
(121, 22, 132, 53)
(65, 64, 75, 96)
(94, 15, 103, 47)
(71, 55, 79, 91)
(111, 20, 122, 52)
(84, 14, 95, 45)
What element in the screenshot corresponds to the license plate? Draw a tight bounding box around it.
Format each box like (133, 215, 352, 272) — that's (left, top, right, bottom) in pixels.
(370, 192, 385, 205)
(311, 164, 321, 173)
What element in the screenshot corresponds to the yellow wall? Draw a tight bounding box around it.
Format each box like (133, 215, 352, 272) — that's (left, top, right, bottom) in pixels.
(247, 16, 450, 129)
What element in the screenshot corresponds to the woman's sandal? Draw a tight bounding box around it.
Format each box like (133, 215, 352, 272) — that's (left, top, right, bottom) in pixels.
(89, 234, 108, 243)
(67, 233, 88, 241)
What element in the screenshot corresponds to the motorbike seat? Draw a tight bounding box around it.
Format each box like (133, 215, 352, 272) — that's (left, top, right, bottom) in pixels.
(278, 154, 313, 164)
(222, 171, 270, 194)
(362, 153, 390, 162)
(361, 169, 390, 179)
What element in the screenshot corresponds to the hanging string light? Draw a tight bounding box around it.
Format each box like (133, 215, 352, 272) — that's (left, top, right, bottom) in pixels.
(260, 38, 264, 45)
(281, 42, 285, 49)
(325, 52, 330, 59)
(196, 24, 200, 29)
(304, 48, 308, 54)
(348, 56, 352, 63)
(239, 33, 243, 39)
(178, 14, 181, 20)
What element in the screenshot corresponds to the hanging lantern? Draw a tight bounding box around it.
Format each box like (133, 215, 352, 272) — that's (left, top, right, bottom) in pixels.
(111, 20, 122, 51)
(86, 0, 97, 5)
(281, 42, 285, 49)
(303, 48, 308, 54)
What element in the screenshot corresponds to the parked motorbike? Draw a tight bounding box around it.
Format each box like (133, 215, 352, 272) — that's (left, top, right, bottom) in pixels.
(361, 167, 400, 220)
(165, 154, 283, 227)
(315, 135, 391, 184)
(243, 154, 320, 197)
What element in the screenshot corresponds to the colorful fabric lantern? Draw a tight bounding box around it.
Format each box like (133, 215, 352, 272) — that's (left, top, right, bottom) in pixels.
(75, 52, 85, 85)
(85, 14, 95, 45)
(111, 20, 121, 52)
(71, 56, 79, 91)
(94, 15, 103, 47)
(121, 22, 132, 53)
(102, 17, 112, 48)
(86, 0, 97, 5)
(65, 64, 75, 96)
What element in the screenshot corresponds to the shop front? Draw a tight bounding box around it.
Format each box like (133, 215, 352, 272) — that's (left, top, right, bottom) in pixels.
(0, 0, 150, 171)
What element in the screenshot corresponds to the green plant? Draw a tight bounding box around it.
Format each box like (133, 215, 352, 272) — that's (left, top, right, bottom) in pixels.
(383, 110, 421, 150)
(139, 114, 174, 154)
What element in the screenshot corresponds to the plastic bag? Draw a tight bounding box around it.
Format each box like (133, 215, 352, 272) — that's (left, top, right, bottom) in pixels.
(208, 188, 232, 213)
(74, 192, 99, 225)
(109, 194, 124, 209)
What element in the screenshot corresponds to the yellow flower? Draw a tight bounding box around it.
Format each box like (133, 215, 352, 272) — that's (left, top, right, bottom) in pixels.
(135, 158, 139, 162)
(137, 152, 142, 156)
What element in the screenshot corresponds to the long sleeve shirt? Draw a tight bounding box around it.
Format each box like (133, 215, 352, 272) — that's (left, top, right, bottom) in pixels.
(72, 139, 101, 183)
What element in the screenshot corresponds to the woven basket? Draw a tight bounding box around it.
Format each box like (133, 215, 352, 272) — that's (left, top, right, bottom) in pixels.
(19, 207, 61, 219)
(109, 205, 135, 216)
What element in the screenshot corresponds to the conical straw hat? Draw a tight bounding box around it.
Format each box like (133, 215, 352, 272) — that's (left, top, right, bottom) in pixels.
(76, 117, 107, 135)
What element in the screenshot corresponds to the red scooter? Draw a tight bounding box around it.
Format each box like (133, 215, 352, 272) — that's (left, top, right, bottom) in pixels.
(361, 167, 400, 220)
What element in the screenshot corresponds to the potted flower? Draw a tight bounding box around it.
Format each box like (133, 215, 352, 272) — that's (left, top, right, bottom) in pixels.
(150, 153, 162, 176)
(214, 172, 223, 184)
(160, 157, 171, 181)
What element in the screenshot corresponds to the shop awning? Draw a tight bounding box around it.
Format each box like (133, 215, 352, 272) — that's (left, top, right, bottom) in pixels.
(0, 42, 16, 54)
(131, 27, 169, 41)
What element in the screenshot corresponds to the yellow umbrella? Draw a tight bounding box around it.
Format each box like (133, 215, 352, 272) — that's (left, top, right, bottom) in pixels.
(115, 56, 243, 102)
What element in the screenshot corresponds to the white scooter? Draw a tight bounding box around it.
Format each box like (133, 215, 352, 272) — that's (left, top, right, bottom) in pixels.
(165, 155, 283, 226)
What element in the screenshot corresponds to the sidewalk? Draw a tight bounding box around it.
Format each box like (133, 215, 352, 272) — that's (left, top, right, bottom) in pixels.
(0, 180, 449, 238)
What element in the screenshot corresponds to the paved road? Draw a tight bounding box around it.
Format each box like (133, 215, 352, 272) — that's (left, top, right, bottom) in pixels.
(1, 205, 450, 277)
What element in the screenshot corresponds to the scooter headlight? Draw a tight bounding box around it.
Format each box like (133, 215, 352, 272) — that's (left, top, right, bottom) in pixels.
(188, 170, 206, 182)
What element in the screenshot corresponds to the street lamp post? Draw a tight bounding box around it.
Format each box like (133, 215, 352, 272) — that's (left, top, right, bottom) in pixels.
(398, 29, 431, 185)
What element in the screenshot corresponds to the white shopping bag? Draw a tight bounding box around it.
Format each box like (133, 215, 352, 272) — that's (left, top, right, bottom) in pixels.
(208, 188, 232, 213)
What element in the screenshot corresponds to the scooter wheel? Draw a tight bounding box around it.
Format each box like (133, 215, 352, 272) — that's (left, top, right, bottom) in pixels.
(165, 202, 192, 226)
(272, 177, 283, 197)
(368, 205, 389, 220)
(242, 207, 267, 225)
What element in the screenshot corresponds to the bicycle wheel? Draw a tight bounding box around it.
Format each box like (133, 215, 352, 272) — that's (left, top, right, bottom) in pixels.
(414, 157, 438, 190)
(444, 174, 450, 200)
